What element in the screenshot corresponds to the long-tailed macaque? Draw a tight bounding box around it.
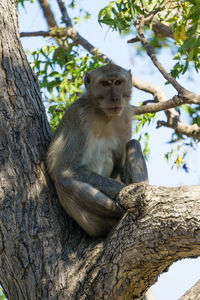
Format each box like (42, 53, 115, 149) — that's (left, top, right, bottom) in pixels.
(47, 62, 148, 237)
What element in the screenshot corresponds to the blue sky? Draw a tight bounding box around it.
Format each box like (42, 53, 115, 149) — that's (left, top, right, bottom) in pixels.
(18, 1, 200, 299)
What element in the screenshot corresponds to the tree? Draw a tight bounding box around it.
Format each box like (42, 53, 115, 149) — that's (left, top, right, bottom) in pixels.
(0, 0, 200, 299)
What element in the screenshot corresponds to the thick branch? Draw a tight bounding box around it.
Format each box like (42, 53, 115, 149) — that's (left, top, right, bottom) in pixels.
(73, 183, 200, 299)
(132, 76, 168, 103)
(132, 94, 200, 114)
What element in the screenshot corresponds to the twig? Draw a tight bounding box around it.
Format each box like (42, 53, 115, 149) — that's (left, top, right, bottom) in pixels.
(129, 14, 189, 95)
(157, 120, 200, 140)
(132, 75, 200, 141)
(38, 0, 57, 27)
(38, 0, 69, 49)
(132, 95, 183, 115)
(56, 0, 110, 61)
(56, 0, 72, 27)
(127, 37, 140, 43)
(136, 33, 186, 94)
(20, 31, 50, 38)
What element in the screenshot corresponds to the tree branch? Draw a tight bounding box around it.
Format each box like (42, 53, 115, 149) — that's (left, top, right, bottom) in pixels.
(23, 1, 110, 61)
(132, 76, 168, 103)
(73, 183, 200, 299)
(132, 94, 200, 114)
(38, 0, 57, 27)
(38, 0, 69, 49)
(128, 13, 189, 96)
(179, 280, 200, 300)
(129, 32, 186, 94)
(20, 30, 50, 37)
(157, 119, 200, 140)
(132, 95, 184, 114)
(56, 0, 72, 27)
(56, 0, 110, 61)
(132, 76, 200, 140)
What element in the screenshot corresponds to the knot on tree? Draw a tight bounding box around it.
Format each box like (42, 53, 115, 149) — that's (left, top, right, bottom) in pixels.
(117, 183, 148, 220)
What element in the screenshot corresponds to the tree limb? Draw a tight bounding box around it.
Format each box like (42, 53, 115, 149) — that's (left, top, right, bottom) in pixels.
(56, 0, 72, 27)
(71, 183, 200, 299)
(132, 77, 200, 140)
(132, 76, 168, 103)
(179, 280, 200, 300)
(157, 119, 200, 140)
(132, 94, 200, 114)
(20, 30, 50, 37)
(38, 0, 57, 27)
(129, 33, 186, 94)
(56, 0, 110, 61)
(132, 95, 183, 114)
(38, 0, 69, 49)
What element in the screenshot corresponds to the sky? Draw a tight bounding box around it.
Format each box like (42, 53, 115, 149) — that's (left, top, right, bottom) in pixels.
(18, 1, 200, 299)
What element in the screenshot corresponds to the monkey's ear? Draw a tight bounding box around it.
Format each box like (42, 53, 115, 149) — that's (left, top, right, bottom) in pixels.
(84, 72, 90, 87)
(128, 69, 132, 79)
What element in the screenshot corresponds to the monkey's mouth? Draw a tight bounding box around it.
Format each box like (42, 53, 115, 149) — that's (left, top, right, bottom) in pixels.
(107, 107, 122, 112)
(106, 107, 122, 116)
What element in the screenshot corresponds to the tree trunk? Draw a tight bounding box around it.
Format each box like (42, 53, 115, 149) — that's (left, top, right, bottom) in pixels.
(1, 1, 200, 299)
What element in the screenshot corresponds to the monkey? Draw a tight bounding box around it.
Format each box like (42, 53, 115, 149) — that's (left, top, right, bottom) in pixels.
(47, 62, 148, 237)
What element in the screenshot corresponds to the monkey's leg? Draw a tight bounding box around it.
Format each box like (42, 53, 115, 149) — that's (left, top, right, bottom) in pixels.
(55, 177, 124, 237)
(123, 139, 148, 184)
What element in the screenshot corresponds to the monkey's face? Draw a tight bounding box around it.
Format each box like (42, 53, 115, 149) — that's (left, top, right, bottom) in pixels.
(85, 64, 132, 117)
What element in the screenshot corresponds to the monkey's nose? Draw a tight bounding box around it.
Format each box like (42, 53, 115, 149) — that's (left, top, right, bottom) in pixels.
(111, 97, 119, 102)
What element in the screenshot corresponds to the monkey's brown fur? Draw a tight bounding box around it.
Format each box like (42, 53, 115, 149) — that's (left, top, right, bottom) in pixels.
(47, 63, 148, 237)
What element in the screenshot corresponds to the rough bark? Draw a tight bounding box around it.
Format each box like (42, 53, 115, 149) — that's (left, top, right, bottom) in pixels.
(179, 280, 200, 300)
(1, 1, 200, 300)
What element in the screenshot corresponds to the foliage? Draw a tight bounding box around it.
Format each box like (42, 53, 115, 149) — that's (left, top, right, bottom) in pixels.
(29, 46, 105, 131)
(164, 139, 199, 173)
(17, 0, 34, 6)
(98, 0, 200, 170)
(98, 0, 200, 76)
(19, 0, 200, 170)
(134, 111, 155, 160)
(0, 287, 5, 300)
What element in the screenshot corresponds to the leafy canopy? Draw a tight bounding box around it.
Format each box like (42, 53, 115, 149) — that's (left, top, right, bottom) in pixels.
(18, 0, 200, 169)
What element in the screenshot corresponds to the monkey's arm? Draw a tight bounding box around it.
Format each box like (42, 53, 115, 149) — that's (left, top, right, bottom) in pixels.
(60, 166, 125, 199)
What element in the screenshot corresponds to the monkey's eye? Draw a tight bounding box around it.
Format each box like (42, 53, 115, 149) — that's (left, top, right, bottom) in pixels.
(101, 81, 110, 87)
(115, 80, 122, 86)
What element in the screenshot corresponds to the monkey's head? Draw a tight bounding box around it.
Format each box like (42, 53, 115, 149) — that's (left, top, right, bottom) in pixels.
(84, 63, 132, 117)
